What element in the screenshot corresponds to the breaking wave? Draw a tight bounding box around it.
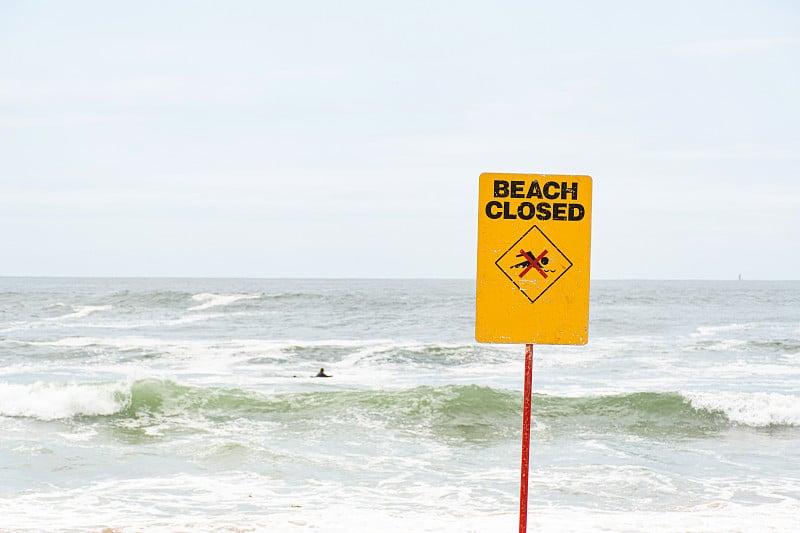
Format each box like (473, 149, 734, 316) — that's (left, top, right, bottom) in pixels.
(3, 381, 798, 437)
(188, 293, 262, 311)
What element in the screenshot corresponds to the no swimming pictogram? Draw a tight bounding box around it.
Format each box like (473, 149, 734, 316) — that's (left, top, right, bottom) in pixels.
(512, 249, 550, 279)
(495, 225, 573, 304)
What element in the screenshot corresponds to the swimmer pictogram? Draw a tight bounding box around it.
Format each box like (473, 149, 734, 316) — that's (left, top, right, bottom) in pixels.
(495, 225, 573, 303)
(510, 249, 552, 279)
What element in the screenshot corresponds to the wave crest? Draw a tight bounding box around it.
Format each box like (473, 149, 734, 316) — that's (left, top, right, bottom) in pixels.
(683, 391, 800, 427)
(188, 293, 261, 311)
(4, 381, 797, 436)
(0, 381, 128, 420)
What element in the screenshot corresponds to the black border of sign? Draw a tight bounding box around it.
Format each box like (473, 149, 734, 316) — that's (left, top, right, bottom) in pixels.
(494, 225, 574, 304)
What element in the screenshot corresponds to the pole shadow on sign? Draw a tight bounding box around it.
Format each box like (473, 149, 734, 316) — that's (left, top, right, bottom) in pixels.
(475, 173, 593, 533)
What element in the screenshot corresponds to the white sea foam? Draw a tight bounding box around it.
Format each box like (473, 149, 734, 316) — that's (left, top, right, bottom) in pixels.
(2, 471, 798, 533)
(4, 313, 224, 334)
(48, 305, 112, 320)
(712, 360, 800, 377)
(524, 501, 800, 533)
(694, 338, 750, 351)
(188, 292, 260, 311)
(683, 391, 800, 427)
(0, 473, 513, 532)
(0, 381, 128, 420)
(79, 313, 227, 329)
(0, 320, 29, 333)
(28, 337, 409, 381)
(691, 323, 755, 337)
(2, 305, 113, 332)
(36, 336, 167, 349)
(55, 427, 99, 442)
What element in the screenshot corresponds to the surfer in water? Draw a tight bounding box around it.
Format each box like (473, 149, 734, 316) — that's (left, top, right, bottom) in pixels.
(315, 368, 331, 378)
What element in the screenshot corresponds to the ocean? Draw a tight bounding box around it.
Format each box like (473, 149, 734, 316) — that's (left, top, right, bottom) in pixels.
(1, 278, 798, 532)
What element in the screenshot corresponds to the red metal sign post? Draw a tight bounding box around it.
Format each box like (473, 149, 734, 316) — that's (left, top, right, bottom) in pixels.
(519, 343, 534, 533)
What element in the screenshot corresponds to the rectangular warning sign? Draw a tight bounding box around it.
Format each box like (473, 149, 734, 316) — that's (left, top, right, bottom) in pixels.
(475, 173, 592, 344)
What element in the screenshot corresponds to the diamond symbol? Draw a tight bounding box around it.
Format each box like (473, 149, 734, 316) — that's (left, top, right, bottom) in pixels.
(495, 225, 573, 303)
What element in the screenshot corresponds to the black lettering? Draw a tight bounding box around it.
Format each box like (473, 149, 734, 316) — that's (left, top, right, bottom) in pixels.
(494, 180, 509, 198)
(568, 203, 585, 221)
(526, 181, 542, 199)
(511, 181, 525, 198)
(517, 202, 535, 220)
(561, 182, 578, 200)
(485, 199, 583, 221)
(485, 201, 503, 219)
(536, 202, 551, 220)
(543, 181, 560, 200)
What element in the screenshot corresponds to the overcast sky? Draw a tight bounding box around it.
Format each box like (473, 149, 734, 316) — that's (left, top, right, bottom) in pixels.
(1, 1, 798, 279)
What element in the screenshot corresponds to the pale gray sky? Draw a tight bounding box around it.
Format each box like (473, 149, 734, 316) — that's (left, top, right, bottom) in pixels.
(1, 1, 798, 279)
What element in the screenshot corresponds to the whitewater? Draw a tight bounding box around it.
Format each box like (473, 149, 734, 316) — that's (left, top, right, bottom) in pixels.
(1, 278, 799, 532)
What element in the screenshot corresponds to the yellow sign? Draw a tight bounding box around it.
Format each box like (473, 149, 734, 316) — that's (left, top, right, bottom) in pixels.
(475, 173, 592, 344)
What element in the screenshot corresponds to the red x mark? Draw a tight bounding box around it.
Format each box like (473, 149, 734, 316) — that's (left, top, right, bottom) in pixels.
(517, 249, 549, 279)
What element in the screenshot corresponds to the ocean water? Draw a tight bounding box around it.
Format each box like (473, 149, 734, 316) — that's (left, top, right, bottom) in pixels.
(1, 278, 799, 532)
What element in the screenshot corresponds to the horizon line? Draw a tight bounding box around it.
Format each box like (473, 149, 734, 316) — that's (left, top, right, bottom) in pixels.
(0, 275, 797, 282)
